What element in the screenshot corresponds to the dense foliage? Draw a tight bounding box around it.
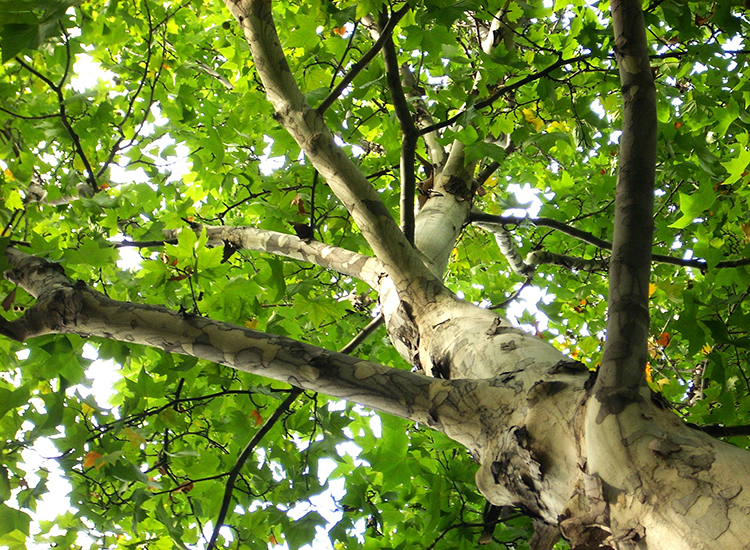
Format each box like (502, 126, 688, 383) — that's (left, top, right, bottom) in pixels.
(0, 0, 748, 548)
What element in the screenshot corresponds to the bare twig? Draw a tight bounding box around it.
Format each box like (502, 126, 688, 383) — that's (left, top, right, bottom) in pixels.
(205, 312, 385, 550)
(317, 4, 410, 115)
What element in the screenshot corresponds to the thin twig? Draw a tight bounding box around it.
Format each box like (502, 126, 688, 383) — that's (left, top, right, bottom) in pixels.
(15, 57, 99, 192)
(317, 4, 410, 115)
(204, 313, 384, 550)
(419, 54, 590, 135)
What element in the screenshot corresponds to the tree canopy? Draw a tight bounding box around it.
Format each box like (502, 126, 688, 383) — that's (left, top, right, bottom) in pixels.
(0, 0, 749, 548)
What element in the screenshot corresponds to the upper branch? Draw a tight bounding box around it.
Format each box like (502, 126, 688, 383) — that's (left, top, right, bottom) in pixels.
(379, 13, 419, 244)
(222, 0, 442, 304)
(471, 212, 750, 270)
(166, 225, 385, 288)
(418, 54, 589, 136)
(317, 4, 410, 115)
(16, 57, 99, 192)
(595, 0, 657, 403)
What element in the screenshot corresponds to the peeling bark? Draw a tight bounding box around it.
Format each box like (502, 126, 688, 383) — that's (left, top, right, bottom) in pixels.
(169, 225, 385, 288)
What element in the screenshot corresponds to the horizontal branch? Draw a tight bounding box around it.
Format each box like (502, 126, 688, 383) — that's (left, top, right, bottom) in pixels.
(471, 212, 750, 271)
(165, 225, 385, 288)
(1, 248, 488, 445)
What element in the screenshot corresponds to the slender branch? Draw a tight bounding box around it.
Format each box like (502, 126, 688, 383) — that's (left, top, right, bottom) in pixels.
(471, 212, 612, 250)
(205, 389, 302, 550)
(595, 0, 657, 399)
(317, 4, 410, 115)
(196, 61, 234, 90)
(400, 64, 446, 167)
(472, 212, 749, 271)
(418, 54, 590, 136)
(0, 106, 58, 121)
(327, 22, 359, 90)
(15, 58, 99, 192)
(700, 424, 750, 438)
(525, 250, 609, 273)
(115, 239, 178, 248)
(476, 162, 501, 185)
(379, 12, 419, 244)
(475, 222, 534, 277)
(206, 311, 384, 549)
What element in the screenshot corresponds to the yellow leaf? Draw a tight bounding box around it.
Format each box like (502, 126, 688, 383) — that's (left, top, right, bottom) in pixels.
(81, 403, 95, 415)
(741, 222, 750, 243)
(547, 121, 568, 132)
(73, 155, 85, 172)
(5, 189, 23, 210)
(701, 344, 713, 355)
(3, 168, 14, 181)
(244, 318, 258, 329)
(645, 362, 653, 383)
(522, 108, 544, 132)
(648, 283, 657, 298)
(83, 451, 103, 469)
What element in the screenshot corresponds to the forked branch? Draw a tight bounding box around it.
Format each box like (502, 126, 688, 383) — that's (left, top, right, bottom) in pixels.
(222, 0, 442, 303)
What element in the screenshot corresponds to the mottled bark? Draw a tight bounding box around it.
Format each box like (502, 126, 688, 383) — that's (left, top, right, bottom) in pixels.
(594, 0, 657, 406)
(222, 0, 440, 306)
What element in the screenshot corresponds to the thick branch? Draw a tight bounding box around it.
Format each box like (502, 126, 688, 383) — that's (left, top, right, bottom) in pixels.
(1, 249, 486, 445)
(595, 0, 657, 401)
(222, 0, 442, 303)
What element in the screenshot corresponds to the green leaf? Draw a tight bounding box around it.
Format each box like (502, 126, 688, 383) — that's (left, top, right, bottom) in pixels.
(0, 505, 31, 537)
(721, 143, 750, 186)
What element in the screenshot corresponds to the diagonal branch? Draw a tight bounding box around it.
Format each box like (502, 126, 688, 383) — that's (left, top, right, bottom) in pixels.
(594, 0, 657, 403)
(222, 0, 442, 304)
(206, 307, 384, 550)
(15, 57, 99, 192)
(418, 54, 590, 136)
(317, 4, 410, 115)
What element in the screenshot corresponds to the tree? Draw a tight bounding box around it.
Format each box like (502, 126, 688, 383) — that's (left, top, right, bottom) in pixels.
(0, 0, 749, 547)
